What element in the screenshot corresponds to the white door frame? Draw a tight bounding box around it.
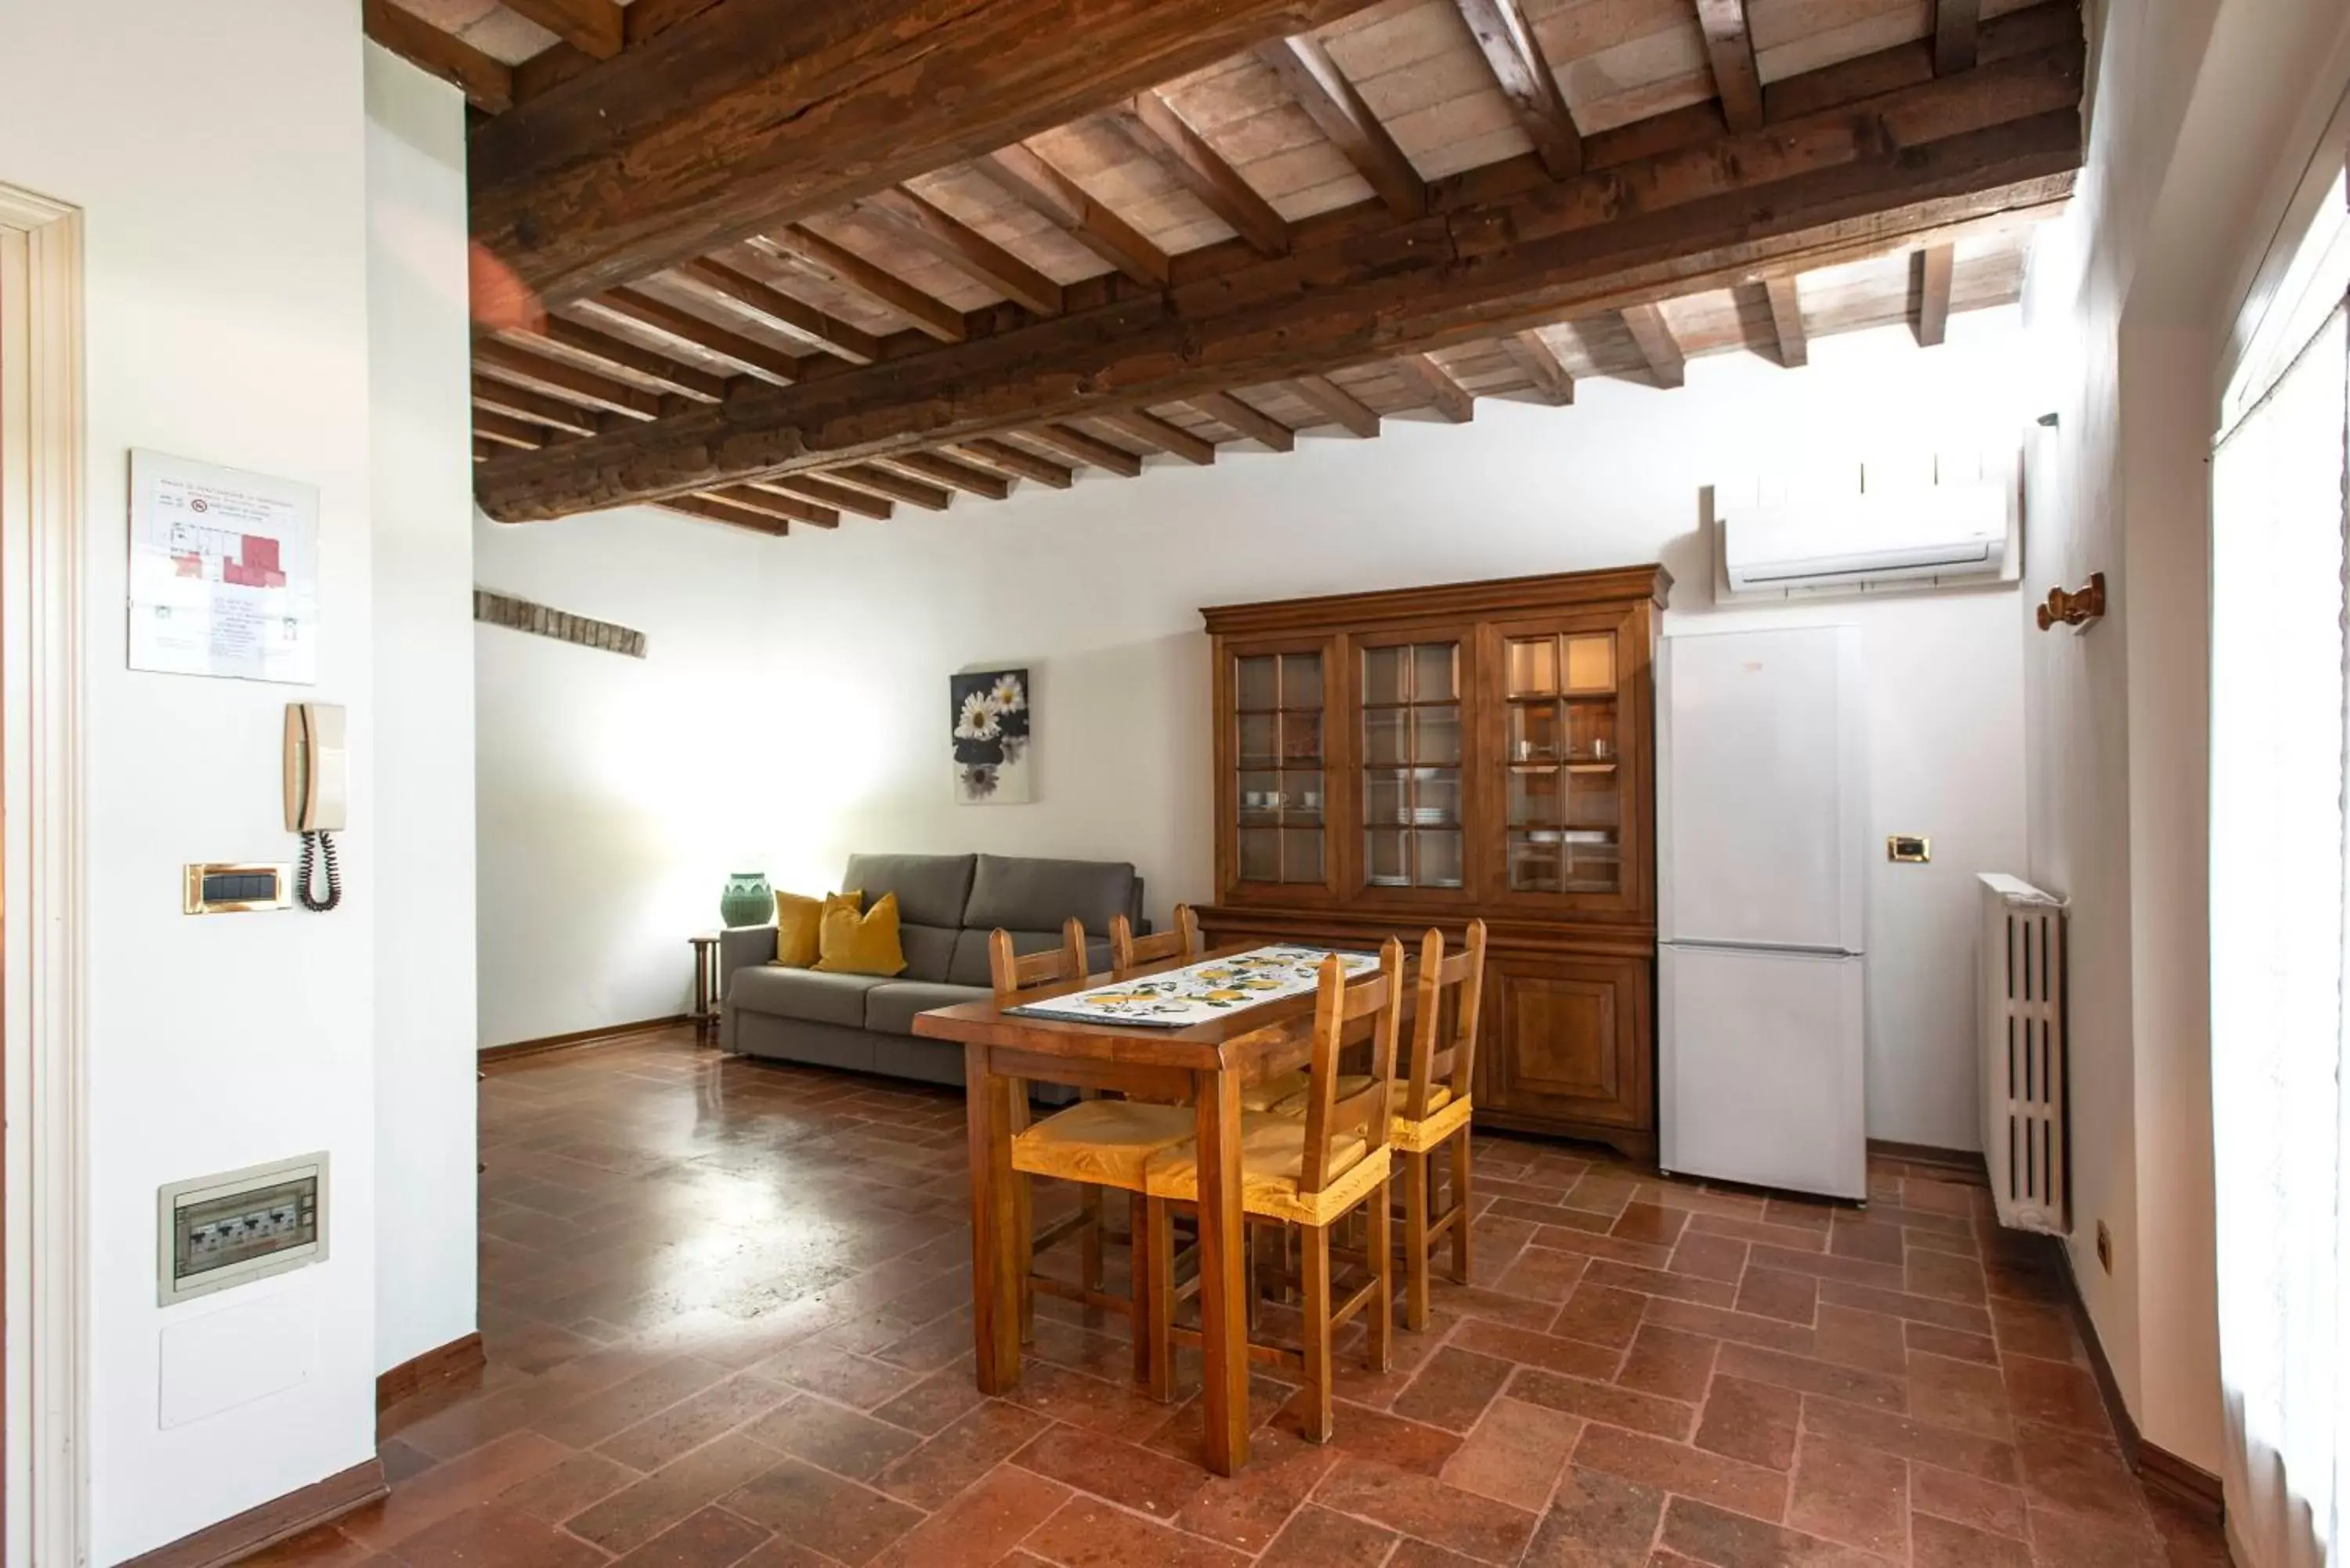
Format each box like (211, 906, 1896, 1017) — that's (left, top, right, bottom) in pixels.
(0, 181, 89, 1568)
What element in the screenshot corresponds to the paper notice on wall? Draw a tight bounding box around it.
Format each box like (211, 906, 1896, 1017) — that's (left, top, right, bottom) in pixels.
(128, 450, 319, 684)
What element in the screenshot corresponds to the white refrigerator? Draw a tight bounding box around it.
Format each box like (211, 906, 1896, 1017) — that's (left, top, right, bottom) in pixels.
(1658, 625, 1868, 1201)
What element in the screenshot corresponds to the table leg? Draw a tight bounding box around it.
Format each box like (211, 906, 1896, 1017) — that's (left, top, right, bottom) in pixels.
(966, 1042, 1022, 1395)
(1193, 1067, 1252, 1476)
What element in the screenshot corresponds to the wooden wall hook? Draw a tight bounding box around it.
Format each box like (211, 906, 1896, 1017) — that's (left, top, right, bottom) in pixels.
(2037, 572, 2106, 632)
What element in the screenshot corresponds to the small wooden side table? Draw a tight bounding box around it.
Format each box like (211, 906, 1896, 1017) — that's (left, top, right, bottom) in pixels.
(689, 933, 723, 1042)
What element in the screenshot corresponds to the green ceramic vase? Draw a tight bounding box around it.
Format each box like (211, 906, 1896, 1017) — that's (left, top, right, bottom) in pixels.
(719, 872, 772, 928)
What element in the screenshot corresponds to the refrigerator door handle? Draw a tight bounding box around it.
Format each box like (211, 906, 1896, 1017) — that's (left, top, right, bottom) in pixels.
(1661, 938, 1864, 959)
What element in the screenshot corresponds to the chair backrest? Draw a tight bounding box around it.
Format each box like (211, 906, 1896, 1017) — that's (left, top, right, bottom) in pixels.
(1293, 938, 1405, 1195)
(1109, 905, 1200, 977)
(988, 919, 1089, 1003)
(1401, 919, 1488, 1120)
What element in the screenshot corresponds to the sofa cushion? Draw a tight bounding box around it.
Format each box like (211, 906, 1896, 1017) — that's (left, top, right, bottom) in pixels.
(728, 965, 892, 1028)
(815, 892, 907, 977)
(965, 854, 1139, 934)
(843, 854, 976, 930)
(898, 923, 957, 985)
(947, 929, 1113, 988)
(863, 980, 989, 1037)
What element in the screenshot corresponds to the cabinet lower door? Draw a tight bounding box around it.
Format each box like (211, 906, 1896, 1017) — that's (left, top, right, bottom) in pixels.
(1476, 952, 1653, 1153)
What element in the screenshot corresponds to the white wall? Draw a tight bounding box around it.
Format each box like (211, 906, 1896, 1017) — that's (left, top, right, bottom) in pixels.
(478, 316, 2034, 1149)
(367, 44, 479, 1377)
(0, 1, 381, 1557)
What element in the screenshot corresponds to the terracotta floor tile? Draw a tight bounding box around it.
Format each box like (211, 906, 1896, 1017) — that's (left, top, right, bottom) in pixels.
(1024, 1495, 1253, 1567)
(1271, 1389, 1462, 1472)
(1988, 1300, 2081, 1364)
(1905, 1250, 1990, 1306)
(1695, 1375, 1801, 1472)
(1906, 1321, 2000, 1366)
(720, 1458, 926, 1565)
(1687, 1214, 1838, 1253)
(1816, 1280, 1994, 1338)
(1509, 1367, 1697, 1440)
(1658, 1497, 1891, 1566)
(342, 1430, 574, 1549)
(606, 1506, 775, 1568)
(1734, 1268, 1820, 1326)
(379, 1502, 606, 1568)
(1551, 1284, 1653, 1350)
(1611, 1203, 1691, 1247)
(1907, 1349, 2013, 1439)
(1571, 1424, 1788, 1523)
(1173, 1423, 1346, 1552)
(567, 1433, 786, 1554)
(1495, 1246, 1600, 1302)
(1787, 1433, 1907, 1557)
(868, 1463, 1068, 1568)
(1913, 1509, 2034, 1568)
(1253, 1503, 1398, 1568)
(753, 1342, 923, 1412)
(1828, 1222, 1907, 1269)
(1521, 1465, 1665, 1567)
(1801, 1400, 2019, 1485)
(601, 1374, 796, 1472)
(2001, 1353, 2110, 1434)
(2010, 1423, 2145, 1523)
(1640, 1299, 1822, 1359)
(498, 1449, 641, 1523)
(877, 1401, 1052, 1509)
(1440, 1395, 1583, 1512)
(238, 1523, 374, 1568)
(1668, 1232, 1752, 1285)
(1012, 1420, 1209, 1518)
(1452, 1318, 1624, 1381)
(1391, 1346, 1516, 1433)
(1910, 1461, 2030, 1539)
(1615, 1324, 1719, 1404)
(870, 1360, 988, 1434)
(2027, 1503, 2170, 1566)
(1312, 1456, 1541, 1563)
(1810, 1306, 1911, 1377)
(538, 1357, 734, 1449)
(743, 1393, 925, 1482)
(1713, 1343, 1906, 1414)
(1583, 1259, 1740, 1310)
(998, 1360, 1171, 1443)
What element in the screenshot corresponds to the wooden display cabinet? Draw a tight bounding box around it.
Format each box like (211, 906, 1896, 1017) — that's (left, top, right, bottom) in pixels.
(1200, 566, 1670, 1158)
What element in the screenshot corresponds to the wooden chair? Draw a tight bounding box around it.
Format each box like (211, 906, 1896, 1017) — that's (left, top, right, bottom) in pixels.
(1390, 919, 1488, 1331)
(1139, 939, 1404, 1440)
(1108, 905, 1201, 975)
(991, 923, 1192, 1379)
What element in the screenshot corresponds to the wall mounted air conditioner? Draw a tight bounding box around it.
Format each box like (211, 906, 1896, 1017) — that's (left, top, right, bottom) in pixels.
(1978, 873, 2067, 1235)
(1720, 479, 2012, 596)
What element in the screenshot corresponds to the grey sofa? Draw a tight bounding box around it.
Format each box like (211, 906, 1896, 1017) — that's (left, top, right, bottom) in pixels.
(718, 852, 1145, 1087)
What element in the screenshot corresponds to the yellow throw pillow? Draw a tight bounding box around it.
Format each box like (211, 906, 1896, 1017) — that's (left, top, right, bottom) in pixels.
(815, 891, 907, 977)
(772, 889, 860, 968)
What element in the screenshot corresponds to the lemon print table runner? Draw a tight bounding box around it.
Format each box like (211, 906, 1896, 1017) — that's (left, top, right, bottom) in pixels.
(1004, 944, 1381, 1028)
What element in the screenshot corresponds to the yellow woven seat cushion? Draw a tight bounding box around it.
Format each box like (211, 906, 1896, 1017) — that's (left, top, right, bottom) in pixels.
(1269, 1077, 1466, 1149)
(1010, 1099, 1196, 1192)
(1143, 1112, 1390, 1226)
(1240, 1071, 1309, 1111)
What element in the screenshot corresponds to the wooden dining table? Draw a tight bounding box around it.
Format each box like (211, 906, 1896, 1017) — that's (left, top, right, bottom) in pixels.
(911, 942, 1376, 1476)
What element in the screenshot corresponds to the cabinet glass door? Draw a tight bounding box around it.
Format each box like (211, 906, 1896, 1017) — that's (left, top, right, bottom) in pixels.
(1234, 649, 1327, 885)
(1361, 639, 1465, 889)
(1502, 629, 1622, 895)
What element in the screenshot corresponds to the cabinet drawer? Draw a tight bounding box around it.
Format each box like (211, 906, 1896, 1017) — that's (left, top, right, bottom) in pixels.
(1477, 952, 1652, 1136)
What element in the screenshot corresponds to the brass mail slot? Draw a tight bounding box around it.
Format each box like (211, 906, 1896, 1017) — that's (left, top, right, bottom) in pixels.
(1886, 836, 1932, 865)
(183, 863, 291, 914)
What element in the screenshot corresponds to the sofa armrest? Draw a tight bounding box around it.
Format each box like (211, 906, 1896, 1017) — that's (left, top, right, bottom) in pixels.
(719, 926, 778, 1003)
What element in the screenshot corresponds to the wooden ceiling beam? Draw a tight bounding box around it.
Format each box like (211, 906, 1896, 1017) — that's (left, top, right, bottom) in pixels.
(474, 410, 549, 450)
(985, 146, 1172, 288)
(1292, 375, 1382, 438)
(474, 338, 663, 419)
(753, 228, 966, 344)
(580, 287, 810, 382)
(674, 258, 882, 363)
(1395, 355, 1475, 422)
(1117, 93, 1292, 258)
(472, 27, 2086, 518)
(361, 0, 512, 111)
(1694, 0, 1764, 133)
(860, 189, 1065, 316)
(500, 0, 624, 60)
(663, 494, 790, 535)
(1189, 392, 1296, 452)
(474, 438, 499, 464)
(954, 438, 1075, 490)
(758, 475, 894, 520)
(1454, 0, 1582, 179)
(469, 0, 1392, 304)
(1620, 303, 1687, 388)
(1024, 425, 1144, 478)
(884, 450, 1013, 500)
(1762, 275, 1808, 366)
(472, 374, 601, 436)
(708, 486, 838, 527)
(1913, 243, 1955, 345)
(1935, 0, 1983, 74)
(1504, 329, 1576, 404)
(1256, 35, 1426, 219)
(1097, 408, 1217, 465)
(524, 317, 730, 400)
(828, 464, 954, 511)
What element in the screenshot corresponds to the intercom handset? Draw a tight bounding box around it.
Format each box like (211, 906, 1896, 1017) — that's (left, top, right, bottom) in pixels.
(284, 703, 347, 912)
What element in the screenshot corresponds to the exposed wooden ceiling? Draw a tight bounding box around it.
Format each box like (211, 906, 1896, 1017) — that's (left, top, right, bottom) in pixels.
(368, 0, 2082, 538)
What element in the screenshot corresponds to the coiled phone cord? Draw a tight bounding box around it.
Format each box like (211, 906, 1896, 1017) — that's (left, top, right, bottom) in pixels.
(298, 830, 342, 912)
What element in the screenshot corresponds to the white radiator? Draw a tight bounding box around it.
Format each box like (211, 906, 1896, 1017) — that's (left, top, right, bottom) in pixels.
(1979, 874, 2069, 1234)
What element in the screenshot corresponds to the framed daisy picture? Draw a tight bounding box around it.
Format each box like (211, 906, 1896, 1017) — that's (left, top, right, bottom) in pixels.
(952, 667, 1032, 804)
